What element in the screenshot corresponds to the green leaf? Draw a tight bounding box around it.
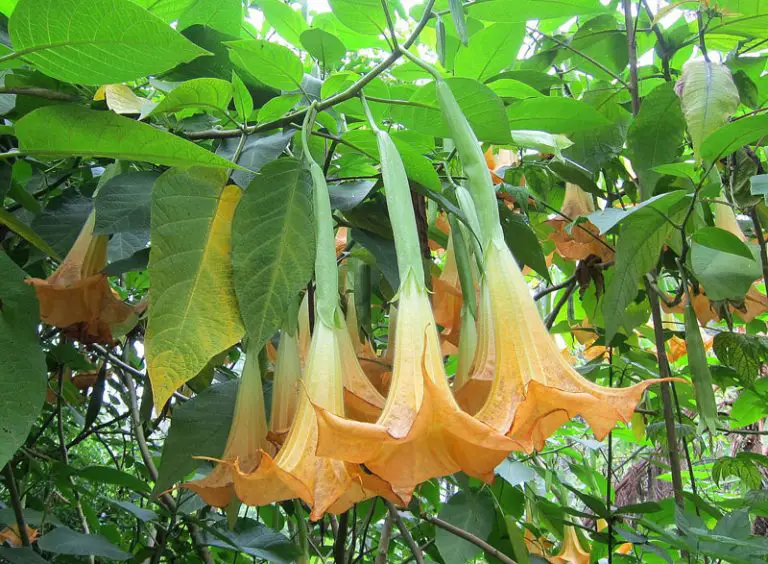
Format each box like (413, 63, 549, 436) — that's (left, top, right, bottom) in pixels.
(32, 193, 93, 257)
(8, 0, 208, 85)
(713, 332, 768, 386)
(232, 71, 254, 122)
(691, 226, 756, 260)
(454, 23, 524, 81)
(713, 454, 765, 489)
(468, 0, 607, 22)
(328, 0, 386, 36)
(260, 0, 310, 48)
(700, 114, 768, 162)
(156, 380, 237, 493)
(689, 237, 761, 301)
(36, 527, 132, 560)
(0, 547, 49, 564)
(178, 0, 242, 35)
(227, 39, 304, 91)
(488, 78, 544, 99)
(603, 199, 688, 341)
(0, 208, 62, 259)
(350, 227, 399, 289)
(436, 490, 496, 564)
(329, 180, 376, 211)
(16, 106, 240, 169)
(684, 303, 718, 434)
(588, 190, 688, 234)
(232, 158, 314, 352)
(0, 252, 46, 470)
(626, 83, 686, 199)
(94, 171, 159, 235)
(147, 77, 233, 118)
(752, 173, 768, 203)
(495, 458, 536, 487)
(77, 465, 152, 493)
(146, 168, 245, 407)
(257, 93, 302, 125)
(392, 77, 511, 144)
(300, 28, 346, 68)
(615, 501, 664, 515)
(204, 518, 300, 564)
(220, 130, 296, 189)
(506, 97, 611, 134)
(107, 499, 158, 522)
(498, 203, 550, 282)
(676, 60, 740, 159)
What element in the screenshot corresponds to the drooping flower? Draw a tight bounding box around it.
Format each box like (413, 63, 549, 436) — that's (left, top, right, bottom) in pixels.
(268, 330, 302, 444)
(26, 212, 136, 344)
(454, 285, 493, 415)
(551, 526, 591, 564)
(314, 120, 517, 496)
(432, 232, 464, 350)
(182, 349, 274, 507)
(230, 111, 402, 519)
(546, 184, 613, 263)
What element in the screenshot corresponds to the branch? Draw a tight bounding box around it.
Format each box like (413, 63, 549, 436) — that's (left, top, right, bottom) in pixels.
(186, 0, 437, 140)
(386, 502, 424, 564)
(623, 0, 640, 114)
(544, 280, 577, 329)
(0, 86, 79, 102)
(2, 464, 32, 547)
(534, 275, 577, 301)
(749, 206, 768, 288)
(375, 509, 394, 564)
(420, 514, 516, 564)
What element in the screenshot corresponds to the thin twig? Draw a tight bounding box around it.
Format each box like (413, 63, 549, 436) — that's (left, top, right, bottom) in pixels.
(0, 86, 79, 102)
(623, 0, 640, 114)
(534, 275, 577, 301)
(387, 502, 424, 564)
(749, 207, 768, 288)
(2, 464, 32, 547)
(375, 510, 395, 564)
(545, 280, 577, 329)
(421, 514, 516, 564)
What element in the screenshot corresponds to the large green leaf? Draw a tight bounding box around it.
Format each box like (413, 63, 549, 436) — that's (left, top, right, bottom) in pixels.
(676, 60, 740, 159)
(328, 0, 386, 36)
(178, 0, 242, 35)
(436, 490, 496, 564)
(392, 77, 511, 143)
(147, 77, 233, 118)
(689, 231, 761, 301)
(31, 193, 93, 257)
(713, 332, 768, 387)
(0, 208, 61, 259)
(94, 171, 159, 235)
(227, 39, 304, 91)
(498, 203, 550, 283)
(602, 199, 688, 341)
(155, 379, 237, 493)
(300, 29, 346, 68)
(232, 158, 315, 352)
(626, 83, 686, 200)
(260, 0, 310, 48)
(468, 0, 607, 21)
(16, 106, 239, 169)
(0, 253, 46, 470)
(8, 0, 208, 85)
(700, 114, 768, 162)
(454, 23, 524, 81)
(145, 168, 245, 407)
(506, 97, 611, 134)
(204, 518, 300, 564)
(684, 303, 718, 434)
(36, 527, 132, 560)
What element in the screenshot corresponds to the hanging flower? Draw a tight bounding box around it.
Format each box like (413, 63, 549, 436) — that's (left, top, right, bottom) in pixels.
(454, 285, 493, 415)
(26, 212, 136, 344)
(268, 330, 302, 445)
(546, 184, 613, 263)
(182, 349, 274, 507)
(232, 320, 402, 519)
(344, 280, 391, 394)
(551, 526, 591, 564)
(432, 232, 464, 351)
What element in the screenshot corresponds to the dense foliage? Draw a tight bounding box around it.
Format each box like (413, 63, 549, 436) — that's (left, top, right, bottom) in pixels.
(1, 0, 768, 562)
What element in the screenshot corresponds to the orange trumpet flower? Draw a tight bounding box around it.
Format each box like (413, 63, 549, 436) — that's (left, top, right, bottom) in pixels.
(551, 526, 591, 564)
(546, 184, 613, 263)
(268, 330, 302, 444)
(26, 212, 136, 344)
(182, 349, 274, 507)
(432, 232, 464, 350)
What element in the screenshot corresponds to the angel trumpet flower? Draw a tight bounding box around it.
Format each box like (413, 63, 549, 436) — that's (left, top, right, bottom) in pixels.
(315, 101, 516, 496)
(551, 526, 591, 564)
(432, 232, 464, 350)
(546, 183, 613, 263)
(431, 72, 672, 450)
(231, 110, 401, 519)
(26, 212, 135, 344)
(182, 349, 274, 507)
(268, 329, 302, 444)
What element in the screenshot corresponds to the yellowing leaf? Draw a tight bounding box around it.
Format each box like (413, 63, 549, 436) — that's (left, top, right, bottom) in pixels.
(94, 84, 147, 115)
(146, 169, 245, 406)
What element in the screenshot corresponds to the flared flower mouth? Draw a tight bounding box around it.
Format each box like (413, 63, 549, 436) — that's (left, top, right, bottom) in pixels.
(469, 240, 676, 450)
(182, 350, 274, 508)
(546, 184, 613, 263)
(25, 212, 135, 344)
(315, 272, 518, 496)
(231, 322, 402, 520)
(551, 526, 591, 564)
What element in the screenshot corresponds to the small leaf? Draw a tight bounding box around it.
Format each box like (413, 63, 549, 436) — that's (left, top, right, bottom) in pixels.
(448, 0, 468, 45)
(700, 114, 768, 162)
(146, 169, 245, 407)
(227, 39, 304, 91)
(107, 499, 158, 522)
(300, 28, 346, 68)
(259, 0, 309, 48)
(9, 0, 208, 85)
(203, 518, 300, 564)
(498, 203, 550, 282)
(495, 458, 536, 487)
(147, 77, 233, 118)
(328, 180, 376, 211)
(219, 130, 296, 189)
(77, 465, 152, 493)
(232, 158, 314, 352)
(328, 0, 386, 36)
(16, 106, 240, 169)
(232, 71, 254, 122)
